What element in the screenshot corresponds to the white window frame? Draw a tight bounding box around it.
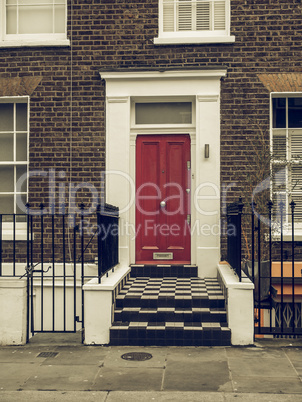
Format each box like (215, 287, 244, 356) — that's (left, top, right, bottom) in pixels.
(154, 0, 235, 45)
(271, 92, 302, 240)
(0, 96, 29, 240)
(0, 0, 70, 48)
(130, 96, 196, 130)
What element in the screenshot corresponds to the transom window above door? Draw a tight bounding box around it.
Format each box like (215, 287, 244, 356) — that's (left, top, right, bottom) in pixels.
(0, 0, 69, 47)
(135, 102, 192, 125)
(154, 0, 235, 44)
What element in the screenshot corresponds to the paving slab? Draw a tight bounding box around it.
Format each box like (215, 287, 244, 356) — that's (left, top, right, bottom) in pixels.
(284, 348, 302, 376)
(228, 355, 297, 378)
(164, 359, 232, 391)
(40, 346, 106, 366)
(232, 376, 302, 394)
(0, 363, 36, 391)
(0, 391, 108, 401)
(107, 391, 224, 402)
(166, 346, 228, 361)
(21, 365, 101, 391)
(91, 366, 164, 391)
(0, 347, 57, 363)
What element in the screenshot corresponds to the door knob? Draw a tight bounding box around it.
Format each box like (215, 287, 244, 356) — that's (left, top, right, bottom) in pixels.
(160, 201, 166, 207)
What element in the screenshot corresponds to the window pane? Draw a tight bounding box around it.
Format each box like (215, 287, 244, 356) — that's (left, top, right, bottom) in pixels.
(0, 133, 14, 161)
(135, 102, 192, 124)
(0, 195, 14, 217)
(0, 166, 14, 192)
(273, 98, 286, 128)
(16, 165, 27, 193)
(19, 6, 53, 34)
(6, 6, 17, 34)
(16, 194, 27, 221)
(16, 133, 27, 161)
(288, 98, 302, 128)
(55, 5, 65, 33)
(0, 104, 14, 131)
(16, 103, 28, 131)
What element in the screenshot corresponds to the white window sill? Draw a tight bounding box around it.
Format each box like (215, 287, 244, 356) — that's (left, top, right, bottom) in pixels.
(272, 230, 302, 242)
(0, 39, 70, 48)
(153, 36, 235, 45)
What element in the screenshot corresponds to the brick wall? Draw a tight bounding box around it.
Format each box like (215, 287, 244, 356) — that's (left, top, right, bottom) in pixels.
(1, 0, 302, 261)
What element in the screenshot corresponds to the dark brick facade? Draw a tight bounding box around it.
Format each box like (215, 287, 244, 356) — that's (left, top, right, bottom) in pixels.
(1, 0, 302, 261)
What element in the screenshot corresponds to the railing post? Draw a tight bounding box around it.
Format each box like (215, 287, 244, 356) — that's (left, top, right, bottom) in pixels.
(251, 201, 256, 284)
(79, 203, 85, 343)
(290, 200, 296, 334)
(0, 213, 2, 277)
(237, 197, 244, 282)
(279, 201, 284, 333)
(267, 200, 273, 331)
(40, 203, 44, 332)
(97, 204, 102, 283)
(25, 203, 30, 342)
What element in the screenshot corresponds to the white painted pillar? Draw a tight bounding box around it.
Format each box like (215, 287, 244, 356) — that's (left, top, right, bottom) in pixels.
(83, 265, 130, 345)
(0, 278, 27, 345)
(195, 95, 221, 277)
(105, 96, 132, 267)
(218, 263, 254, 345)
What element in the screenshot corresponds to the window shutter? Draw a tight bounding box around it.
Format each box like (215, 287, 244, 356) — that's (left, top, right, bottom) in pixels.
(162, 0, 227, 33)
(272, 131, 286, 160)
(196, 2, 210, 31)
(178, 0, 193, 31)
(290, 129, 302, 159)
(213, 1, 226, 30)
(290, 130, 302, 218)
(163, 1, 175, 32)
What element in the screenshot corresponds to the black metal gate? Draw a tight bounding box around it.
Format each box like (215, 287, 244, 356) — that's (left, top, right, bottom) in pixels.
(0, 203, 119, 344)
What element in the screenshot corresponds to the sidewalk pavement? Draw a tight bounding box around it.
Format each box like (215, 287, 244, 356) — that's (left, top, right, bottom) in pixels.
(0, 334, 301, 401)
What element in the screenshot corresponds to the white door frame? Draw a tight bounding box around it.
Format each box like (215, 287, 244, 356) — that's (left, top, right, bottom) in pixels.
(100, 69, 226, 277)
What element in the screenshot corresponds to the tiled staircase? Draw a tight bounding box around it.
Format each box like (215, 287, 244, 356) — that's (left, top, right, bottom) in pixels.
(110, 265, 231, 346)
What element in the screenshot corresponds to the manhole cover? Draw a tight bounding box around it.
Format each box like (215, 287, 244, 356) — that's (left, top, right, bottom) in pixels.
(37, 352, 58, 358)
(121, 352, 152, 361)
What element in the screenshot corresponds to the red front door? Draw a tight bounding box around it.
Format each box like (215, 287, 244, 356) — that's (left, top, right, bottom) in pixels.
(135, 135, 191, 264)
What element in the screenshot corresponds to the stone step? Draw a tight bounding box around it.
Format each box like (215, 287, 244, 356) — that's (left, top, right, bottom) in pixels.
(110, 322, 231, 347)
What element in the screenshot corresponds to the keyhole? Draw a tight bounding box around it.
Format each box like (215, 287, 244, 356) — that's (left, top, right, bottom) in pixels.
(162, 170, 165, 173)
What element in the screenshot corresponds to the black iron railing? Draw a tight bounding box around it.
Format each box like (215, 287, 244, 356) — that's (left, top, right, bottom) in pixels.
(226, 198, 244, 281)
(226, 198, 302, 338)
(0, 202, 119, 339)
(97, 203, 119, 283)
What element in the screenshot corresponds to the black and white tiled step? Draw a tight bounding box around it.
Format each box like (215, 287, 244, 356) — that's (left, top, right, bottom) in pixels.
(110, 276, 231, 346)
(130, 264, 198, 278)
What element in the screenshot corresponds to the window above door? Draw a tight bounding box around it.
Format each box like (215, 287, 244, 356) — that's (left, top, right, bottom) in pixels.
(154, 0, 235, 45)
(0, 0, 69, 48)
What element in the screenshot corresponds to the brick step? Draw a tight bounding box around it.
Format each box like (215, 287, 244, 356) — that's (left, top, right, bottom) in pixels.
(130, 265, 198, 278)
(110, 322, 231, 347)
(114, 307, 227, 323)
